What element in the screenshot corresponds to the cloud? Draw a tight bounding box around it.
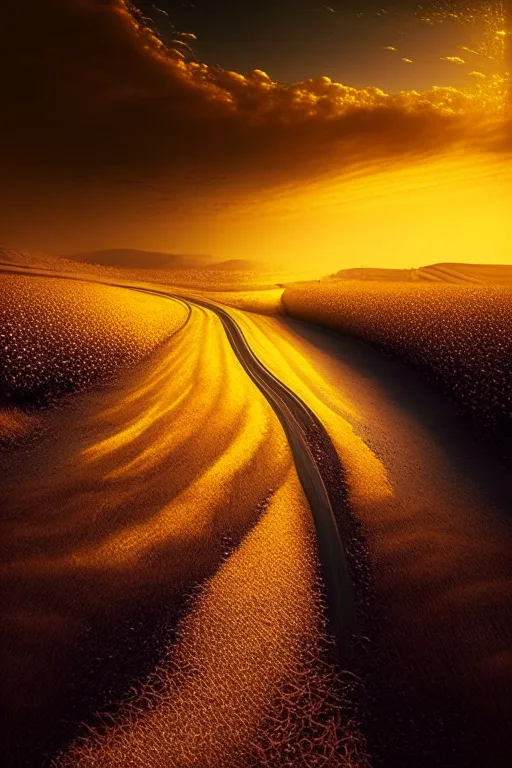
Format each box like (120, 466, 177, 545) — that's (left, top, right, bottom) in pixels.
(0, 0, 509, 253)
(441, 56, 466, 65)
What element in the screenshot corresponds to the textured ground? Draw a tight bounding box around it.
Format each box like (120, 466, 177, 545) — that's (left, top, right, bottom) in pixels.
(1, 266, 510, 767)
(330, 263, 512, 285)
(224, 309, 512, 766)
(0, 249, 301, 292)
(283, 280, 512, 458)
(0, 282, 364, 768)
(0, 274, 188, 407)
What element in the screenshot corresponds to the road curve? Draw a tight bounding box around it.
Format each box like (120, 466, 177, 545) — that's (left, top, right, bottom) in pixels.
(163, 289, 356, 645)
(0, 264, 356, 647)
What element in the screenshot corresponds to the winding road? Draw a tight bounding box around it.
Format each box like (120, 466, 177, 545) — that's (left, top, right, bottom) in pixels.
(0, 262, 356, 646)
(2, 259, 511, 767)
(145, 287, 356, 643)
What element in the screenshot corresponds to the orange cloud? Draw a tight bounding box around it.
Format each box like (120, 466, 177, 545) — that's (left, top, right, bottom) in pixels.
(0, 0, 509, 254)
(441, 56, 466, 65)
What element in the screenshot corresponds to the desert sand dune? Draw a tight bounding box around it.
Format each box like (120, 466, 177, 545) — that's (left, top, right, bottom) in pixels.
(1, 264, 510, 768)
(0, 273, 188, 408)
(329, 262, 512, 285)
(1, 273, 364, 768)
(0, 249, 298, 293)
(229, 309, 512, 767)
(61, 249, 214, 270)
(283, 279, 512, 459)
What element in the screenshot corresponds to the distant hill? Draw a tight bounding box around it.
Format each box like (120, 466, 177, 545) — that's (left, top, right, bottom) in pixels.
(330, 263, 512, 285)
(0, 249, 48, 266)
(0, 248, 75, 270)
(419, 263, 512, 285)
(62, 249, 215, 270)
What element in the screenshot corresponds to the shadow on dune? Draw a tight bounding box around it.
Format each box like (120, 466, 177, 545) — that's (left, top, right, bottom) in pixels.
(0, 328, 290, 767)
(282, 316, 511, 515)
(276, 316, 512, 768)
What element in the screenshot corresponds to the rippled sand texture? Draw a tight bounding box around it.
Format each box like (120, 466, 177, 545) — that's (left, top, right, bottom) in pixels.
(0, 409, 39, 442)
(283, 281, 512, 457)
(58, 470, 366, 768)
(231, 308, 392, 512)
(0, 274, 189, 406)
(233, 310, 511, 765)
(1, 295, 365, 766)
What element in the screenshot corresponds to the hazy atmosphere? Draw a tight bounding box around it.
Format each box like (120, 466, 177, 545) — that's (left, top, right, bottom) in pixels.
(1, 0, 511, 268)
(1, 3, 511, 768)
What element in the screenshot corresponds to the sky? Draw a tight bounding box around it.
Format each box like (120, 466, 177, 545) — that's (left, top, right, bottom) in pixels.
(0, 0, 511, 270)
(133, 1, 509, 91)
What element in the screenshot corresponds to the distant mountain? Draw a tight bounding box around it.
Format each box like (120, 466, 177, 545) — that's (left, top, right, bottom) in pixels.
(330, 263, 512, 285)
(62, 249, 215, 270)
